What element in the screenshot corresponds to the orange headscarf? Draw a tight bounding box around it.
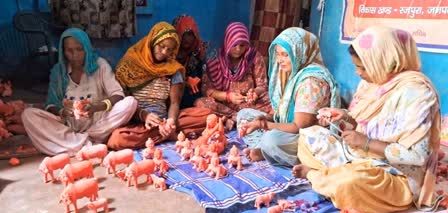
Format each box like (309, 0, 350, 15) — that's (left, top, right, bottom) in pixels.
(115, 22, 185, 90)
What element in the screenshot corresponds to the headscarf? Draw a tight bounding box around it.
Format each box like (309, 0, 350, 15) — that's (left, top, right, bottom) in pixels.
(351, 26, 421, 84)
(349, 26, 440, 208)
(268, 27, 340, 123)
(206, 22, 257, 91)
(45, 28, 99, 109)
(115, 22, 185, 90)
(172, 14, 205, 59)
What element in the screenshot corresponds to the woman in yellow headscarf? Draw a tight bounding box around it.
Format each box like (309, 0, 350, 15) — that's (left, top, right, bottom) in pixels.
(293, 26, 443, 212)
(109, 22, 185, 149)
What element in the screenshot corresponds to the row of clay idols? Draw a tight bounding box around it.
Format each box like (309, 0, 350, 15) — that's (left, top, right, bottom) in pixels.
(38, 145, 169, 213)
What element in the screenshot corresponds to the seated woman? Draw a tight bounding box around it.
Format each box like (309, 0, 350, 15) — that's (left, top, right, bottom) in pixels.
(110, 22, 185, 149)
(293, 26, 442, 212)
(238, 28, 340, 167)
(173, 15, 208, 109)
(22, 28, 137, 156)
(194, 22, 272, 130)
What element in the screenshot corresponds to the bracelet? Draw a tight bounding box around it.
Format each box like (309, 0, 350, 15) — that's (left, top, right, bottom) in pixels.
(102, 99, 112, 111)
(226, 90, 231, 103)
(363, 137, 371, 152)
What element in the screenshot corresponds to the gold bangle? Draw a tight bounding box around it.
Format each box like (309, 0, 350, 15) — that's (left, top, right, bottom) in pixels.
(102, 99, 112, 111)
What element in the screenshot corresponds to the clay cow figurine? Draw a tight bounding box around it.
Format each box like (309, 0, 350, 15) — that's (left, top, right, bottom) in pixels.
(86, 198, 108, 213)
(125, 159, 155, 188)
(38, 153, 70, 183)
(151, 174, 167, 191)
(58, 161, 94, 186)
(227, 145, 243, 171)
(102, 149, 134, 175)
(59, 178, 99, 213)
(76, 144, 108, 163)
(254, 192, 275, 209)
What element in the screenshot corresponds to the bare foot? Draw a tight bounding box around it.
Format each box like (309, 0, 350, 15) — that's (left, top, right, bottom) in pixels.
(243, 148, 265, 162)
(292, 164, 311, 178)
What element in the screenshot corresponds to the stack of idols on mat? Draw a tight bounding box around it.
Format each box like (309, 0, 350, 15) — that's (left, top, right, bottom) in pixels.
(168, 114, 236, 179)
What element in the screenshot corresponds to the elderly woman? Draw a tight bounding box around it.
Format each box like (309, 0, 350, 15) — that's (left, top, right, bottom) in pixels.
(109, 22, 185, 149)
(194, 22, 272, 130)
(293, 26, 442, 212)
(172, 15, 208, 109)
(238, 27, 340, 167)
(22, 28, 137, 155)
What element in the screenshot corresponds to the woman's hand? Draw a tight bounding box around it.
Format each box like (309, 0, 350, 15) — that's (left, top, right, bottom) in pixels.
(316, 108, 347, 126)
(239, 117, 265, 136)
(229, 92, 245, 105)
(187, 77, 201, 94)
(83, 103, 102, 118)
(144, 113, 163, 130)
(159, 118, 176, 139)
(245, 88, 258, 104)
(60, 107, 74, 118)
(341, 130, 367, 150)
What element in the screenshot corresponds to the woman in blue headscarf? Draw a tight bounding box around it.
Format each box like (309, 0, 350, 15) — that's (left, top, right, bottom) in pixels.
(22, 28, 137, 156)
(237, 27, 340, 167)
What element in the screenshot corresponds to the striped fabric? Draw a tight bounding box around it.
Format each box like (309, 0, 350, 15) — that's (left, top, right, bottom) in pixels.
(134, 131, 309, 209)
(206, 22, 257, 91)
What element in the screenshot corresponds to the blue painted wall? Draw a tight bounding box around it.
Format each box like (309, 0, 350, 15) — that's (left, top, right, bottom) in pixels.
(309, 0, 448, 115)
(0, 0, 251, 67)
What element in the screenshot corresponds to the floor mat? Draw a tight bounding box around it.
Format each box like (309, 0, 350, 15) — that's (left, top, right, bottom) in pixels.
(134, 131, 312, 210)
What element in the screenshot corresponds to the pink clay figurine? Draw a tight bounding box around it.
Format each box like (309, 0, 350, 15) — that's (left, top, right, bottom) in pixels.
(254, 192, 275, 209)
(153, 148, 163, 162)
(227, 145, 243, 170)
(190, 147, 208, 172)
(86, 198, 108, 213)
(267, 205, 283, 213)
(175, 131, 186, 153)
(58, 161, 94, 186)
(277, 199, 296, 211)
(73, 100, 88, 119)
(59, 178, 99, 213)
(125, 159, 155, 188)
(180, 139, 194, 161)
(157, 159, 169, 175)
(142, 138, 156, 159)
(39, 153, 70, 183)
(205, 155, 228, 179)
(151, 174, 167, 191)
(76, 144, 108, 163)
(102, 149, 134, 175)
